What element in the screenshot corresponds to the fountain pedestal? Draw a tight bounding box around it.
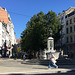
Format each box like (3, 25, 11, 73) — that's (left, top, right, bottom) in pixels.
(41, 37, 60, 60)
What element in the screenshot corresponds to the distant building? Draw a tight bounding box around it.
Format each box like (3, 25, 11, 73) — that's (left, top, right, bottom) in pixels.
(16, 39, 21, 54)
(16, 39, 21, 47)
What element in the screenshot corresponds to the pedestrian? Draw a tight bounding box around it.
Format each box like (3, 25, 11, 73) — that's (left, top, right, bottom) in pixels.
(0, 54, 1, 57)
(23, 54, 26, 61)
(61, 50, 63, 56)
(48, 51, 58, 69)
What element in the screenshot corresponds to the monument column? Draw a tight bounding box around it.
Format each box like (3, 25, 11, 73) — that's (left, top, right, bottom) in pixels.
(47, 37, 54, 52)
(42, 26, 60, 59)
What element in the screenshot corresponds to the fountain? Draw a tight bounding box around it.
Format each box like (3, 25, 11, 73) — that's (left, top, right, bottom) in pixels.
(40, 27, 60, 59)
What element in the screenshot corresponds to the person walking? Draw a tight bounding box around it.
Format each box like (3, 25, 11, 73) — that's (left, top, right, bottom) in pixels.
(48, 51, 58, 69)
(0, 54, 2, 59)
(23, 53, 26, 61)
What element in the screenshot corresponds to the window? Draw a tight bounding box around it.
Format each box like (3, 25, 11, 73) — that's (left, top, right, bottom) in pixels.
(74, 17, 75, 22)
(70, 26, 72, 33)
(74, 25, 75, 32)
(66, 37, 69, 43)
(65, 15, 67, 18)
(74, 35, 75, 42)
(68, 11, 75, 17)
(2, 40, 4, 45)
(61, 17, 63, 23)
(61, 17, 63, 20)
(66, 28, 68, 34)
(70, 19, 72, 24)
(70, 36, 73, 42)
(66, 20, 68, 25)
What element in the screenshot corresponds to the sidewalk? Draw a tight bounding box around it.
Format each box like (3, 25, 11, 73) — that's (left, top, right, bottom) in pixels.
(0, 66, 72, 74)
(0, 58, 75, 74)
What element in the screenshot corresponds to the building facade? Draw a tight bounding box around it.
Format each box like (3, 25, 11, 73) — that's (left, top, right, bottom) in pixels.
(0, 7, 16, 56)
(58, 7, 75, 58)
(57, 11, 66, 50)
(0, 7, 9, 25)
(0, 22, 9, 47)
(65, 7, 75, 58)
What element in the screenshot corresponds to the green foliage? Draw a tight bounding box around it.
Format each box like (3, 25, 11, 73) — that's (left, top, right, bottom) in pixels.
(21, 10, 61, 53)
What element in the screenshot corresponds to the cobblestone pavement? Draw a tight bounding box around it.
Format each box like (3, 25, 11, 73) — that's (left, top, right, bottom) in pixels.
(0, 58, 75, 75)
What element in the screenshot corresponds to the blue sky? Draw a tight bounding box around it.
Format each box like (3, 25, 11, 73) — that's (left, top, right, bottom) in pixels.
(0, 0, 75, 39)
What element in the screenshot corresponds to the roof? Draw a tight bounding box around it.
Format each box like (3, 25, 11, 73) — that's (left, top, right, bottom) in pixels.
(0, 7, 9, 25)
(65, 7, 75, 15)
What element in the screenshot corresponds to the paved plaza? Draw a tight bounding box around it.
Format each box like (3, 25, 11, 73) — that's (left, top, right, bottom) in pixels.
(0, 58, 75, 75)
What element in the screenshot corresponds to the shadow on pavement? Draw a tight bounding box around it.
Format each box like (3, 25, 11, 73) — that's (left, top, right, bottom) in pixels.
(3, 70, 75, 75)
(21, 59, 75, 69)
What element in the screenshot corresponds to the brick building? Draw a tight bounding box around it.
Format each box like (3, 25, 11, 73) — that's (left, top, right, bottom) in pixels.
(0, 7, 9, 25)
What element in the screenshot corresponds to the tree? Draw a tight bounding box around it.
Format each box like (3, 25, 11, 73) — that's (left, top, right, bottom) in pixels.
(46, 10, 61, 43)
(21, 10, 61, 57)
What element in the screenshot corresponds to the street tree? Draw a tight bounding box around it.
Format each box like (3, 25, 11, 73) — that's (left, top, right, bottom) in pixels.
(21, 10, 61, 58)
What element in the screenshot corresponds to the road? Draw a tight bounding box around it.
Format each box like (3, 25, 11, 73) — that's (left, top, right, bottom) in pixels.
(0, 58, 75, 75)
